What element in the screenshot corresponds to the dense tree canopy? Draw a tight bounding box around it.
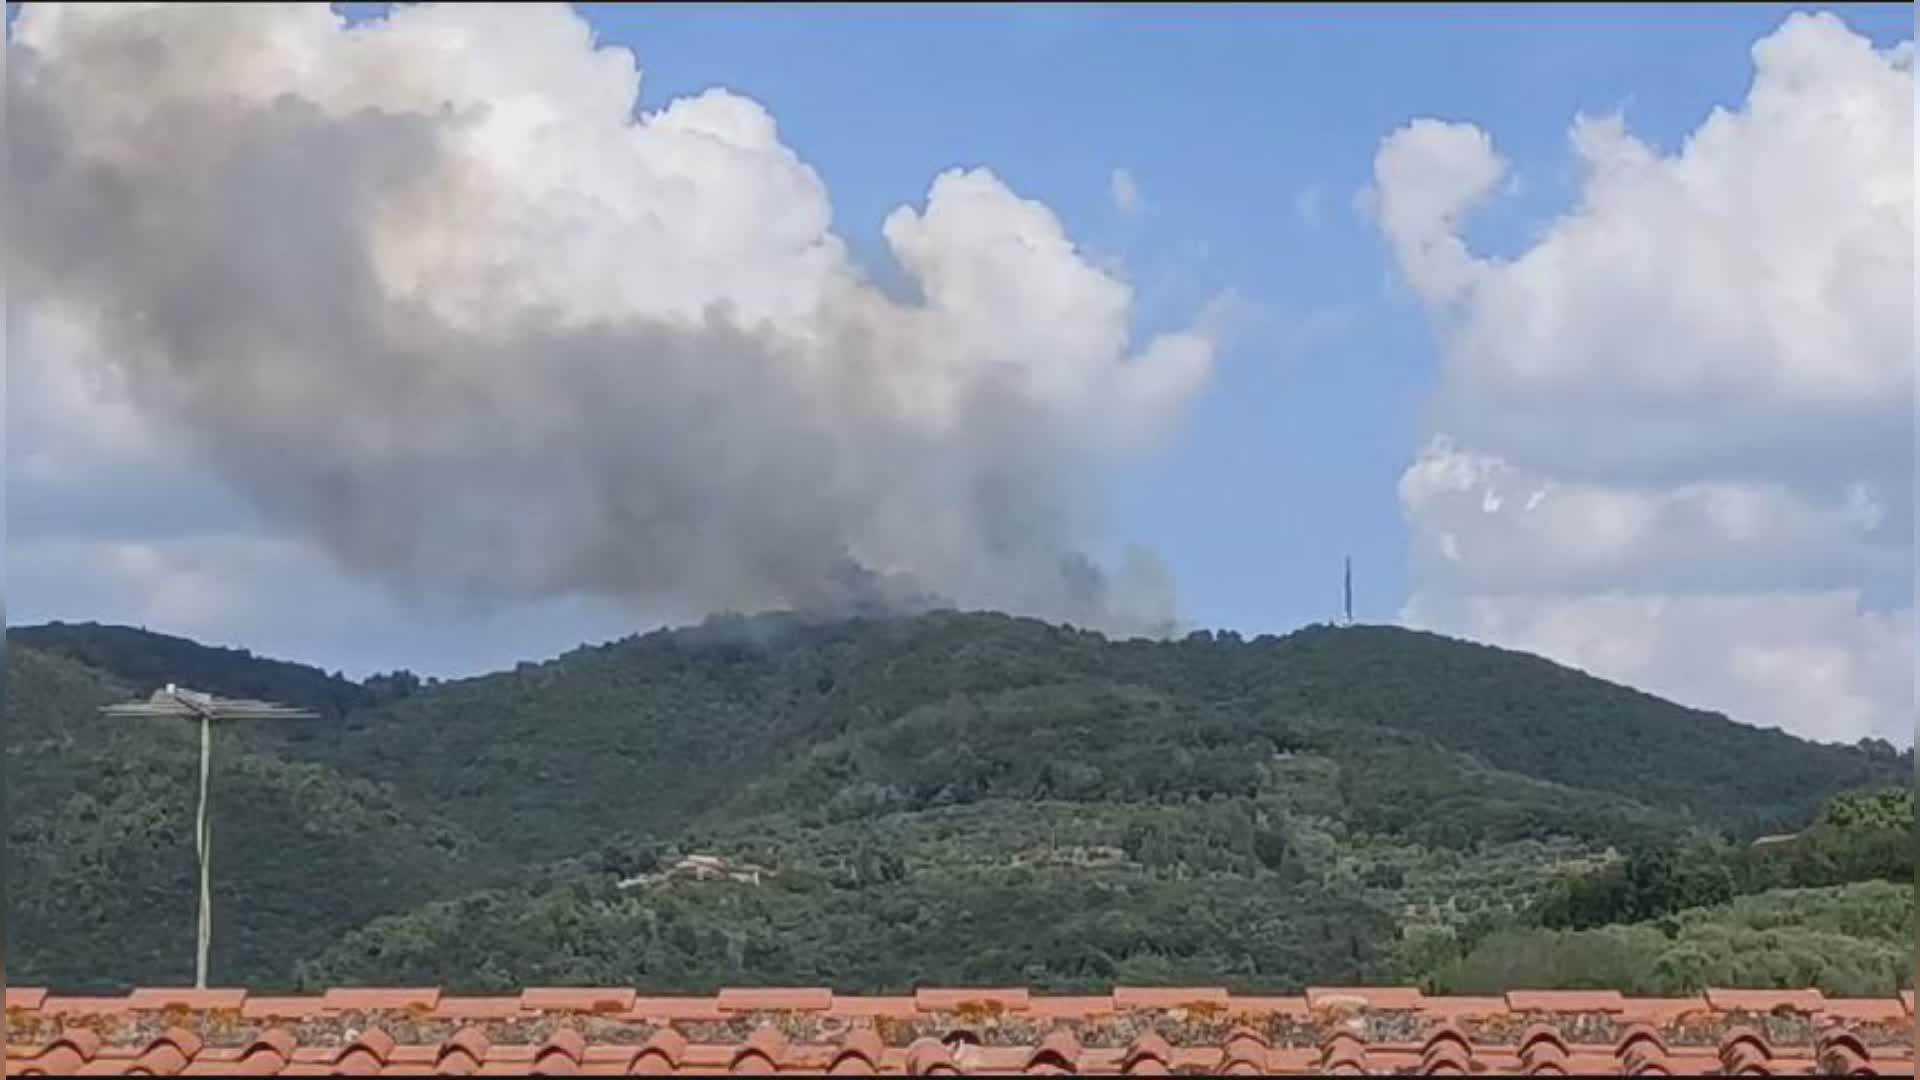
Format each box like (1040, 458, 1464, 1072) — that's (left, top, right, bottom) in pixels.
(6, 614, 1910, 992)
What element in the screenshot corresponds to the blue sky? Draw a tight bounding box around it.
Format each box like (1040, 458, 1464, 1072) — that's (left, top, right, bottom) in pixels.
(8, 4, 1913, 743)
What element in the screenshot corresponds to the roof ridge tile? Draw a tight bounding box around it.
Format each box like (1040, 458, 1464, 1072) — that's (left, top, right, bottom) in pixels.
(320, 988, 442, 1013)
(239, 996, 326, 1020)
(40, 995, 136, 1016)
(522, 988, 639, 1014)
(127, 988, 248, 1013)
(913, 987, 1030, 1013)
(1705, 987, 1826, 1014)
(1027, 994, 1116, 1019)
(1113, 986, 1228, 1011)
(1506, 989, 1626, 1013)
(716, 987, 833, 1013)
(1417, 994, 1510, 1020)
(1307, 985, 1423, 1011)
(432, 996, 524, 1021)
(623, 997, 728, 1022)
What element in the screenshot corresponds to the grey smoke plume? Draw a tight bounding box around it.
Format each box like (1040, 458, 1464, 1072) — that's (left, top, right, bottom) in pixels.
(7, 4, 1212, 636)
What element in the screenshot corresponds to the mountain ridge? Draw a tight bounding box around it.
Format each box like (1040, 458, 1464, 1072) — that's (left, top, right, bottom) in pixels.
(5, 612, 1909, 992)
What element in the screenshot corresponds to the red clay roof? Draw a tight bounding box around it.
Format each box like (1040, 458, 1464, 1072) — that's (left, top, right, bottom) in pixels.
(4, 985, 1912, 1076)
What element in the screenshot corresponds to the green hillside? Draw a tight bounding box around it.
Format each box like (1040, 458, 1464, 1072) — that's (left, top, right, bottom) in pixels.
(1430, 881, 1916, 997)
(10, 622, 374, 722)
(4, 613, 1910, 992)
(292, 798, 1614, 993)
(4, 647, 498, 991)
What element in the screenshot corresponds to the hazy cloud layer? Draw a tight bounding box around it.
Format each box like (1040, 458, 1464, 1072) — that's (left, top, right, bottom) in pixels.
(7, 3, 1219, 638)
(1373, 13, 1914, 743)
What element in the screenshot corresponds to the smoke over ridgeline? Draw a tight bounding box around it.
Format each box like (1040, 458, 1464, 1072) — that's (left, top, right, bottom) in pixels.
(7, 4, 1217, 635)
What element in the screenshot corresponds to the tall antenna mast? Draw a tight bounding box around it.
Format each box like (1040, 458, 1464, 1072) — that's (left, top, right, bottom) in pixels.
(102, 685, 316, 988)
(1343, 556, 1354, 627)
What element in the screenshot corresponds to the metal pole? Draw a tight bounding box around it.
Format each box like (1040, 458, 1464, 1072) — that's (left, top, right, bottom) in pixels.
(103, 689, 313, 991)
(195, 711, 212, 990)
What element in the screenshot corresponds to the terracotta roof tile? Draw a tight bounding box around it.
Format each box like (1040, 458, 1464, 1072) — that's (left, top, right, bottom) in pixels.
(902, 1037, 956, 1076)
(519, 988, 638, 1014)
(1609, 994, 1712, 1024)
(1113, 986, 1229, 1011)
(10, 985, 1912, 1076)
(126, 988, 248, 1013)
(20, 1029, 105, 1075)
(912, 987, 1029, 1013)
(483, 1045, 539, 1066)
(1719, 1025, 1774, 1075)
(1226, 994, 1311, 1018)
(633, 1029, 688, 1069)
(319, 988, 441, 1013)
(1307, 985, 1424, 1010)
(530, 1032, 585, 1077)
(430, 996, 524, 1021)
(715, 987, 833, 1012)
(822, 995, 917, 1019)
(829, 1028, 885, 1072)
(624, 997, 730, 1022)
(382, 1045, 440, 1066)
(1818, 996, 1908, 1023)
(241, 997, 327, 1020)
(1027, 994, 1116, 1019)
(40, 996, 138, 1016)
(1705, 987, 1826, 1014)
(1506, 989, 1627, 1013)
(1417, 995, 1510, 1021)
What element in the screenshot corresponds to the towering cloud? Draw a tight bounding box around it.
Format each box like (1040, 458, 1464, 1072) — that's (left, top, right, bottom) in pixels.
(6, 3, 1215, 637)
(1371, 13, 1914, 743)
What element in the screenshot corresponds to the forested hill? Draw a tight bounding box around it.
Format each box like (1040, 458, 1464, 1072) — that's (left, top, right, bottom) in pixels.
(9, 621, 375, 719)
(5, 612, 1911, 993)
(14, 614, 1902, 840)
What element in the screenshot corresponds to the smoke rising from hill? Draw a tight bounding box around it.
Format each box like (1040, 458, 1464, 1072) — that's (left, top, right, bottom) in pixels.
(7, 4, 1215, 636)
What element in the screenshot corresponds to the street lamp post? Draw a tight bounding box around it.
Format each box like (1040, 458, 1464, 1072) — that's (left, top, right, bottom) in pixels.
(101, 685, 317, 989)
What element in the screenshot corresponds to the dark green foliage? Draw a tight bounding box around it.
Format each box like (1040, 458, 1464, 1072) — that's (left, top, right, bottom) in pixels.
(1528, 844, 1737, 931)
(1821, 787, 1915, 831)
(1429, 883, 1915, 997)
(1528, 789, 1917, 933)
(1264, 626, 1907, 838)
(8, 622, 370, 722)
(296, 802, 1400, 993)
(5, 648, 497, 992)
(6, 614, 1912, 993)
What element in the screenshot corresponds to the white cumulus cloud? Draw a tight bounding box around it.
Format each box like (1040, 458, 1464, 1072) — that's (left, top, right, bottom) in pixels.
(1374, 12, 1914, 744)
